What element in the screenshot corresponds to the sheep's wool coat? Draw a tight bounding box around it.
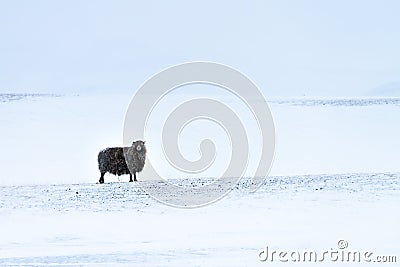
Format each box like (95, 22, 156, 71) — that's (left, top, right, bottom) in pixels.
(98, 141, 146, 176)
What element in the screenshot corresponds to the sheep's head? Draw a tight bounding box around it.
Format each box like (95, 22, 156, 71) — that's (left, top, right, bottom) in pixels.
(132, 140, 146, 153)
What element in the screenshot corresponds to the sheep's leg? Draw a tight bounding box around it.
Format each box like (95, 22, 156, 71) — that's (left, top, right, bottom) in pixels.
(99, 173, 105, 184)
(134, 172, 137, 182)
(129, 173, 133, 182)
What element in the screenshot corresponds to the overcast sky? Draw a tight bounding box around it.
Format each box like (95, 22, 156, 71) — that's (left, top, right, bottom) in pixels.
(1, 0, 399, 96)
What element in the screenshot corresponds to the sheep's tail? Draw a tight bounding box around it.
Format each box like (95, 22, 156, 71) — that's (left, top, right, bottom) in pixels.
(98, 149, 107, 172)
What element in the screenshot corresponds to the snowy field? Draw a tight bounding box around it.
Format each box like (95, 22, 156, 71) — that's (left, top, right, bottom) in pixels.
(0, 173, 399, 266)
(0, 94, 399, 266)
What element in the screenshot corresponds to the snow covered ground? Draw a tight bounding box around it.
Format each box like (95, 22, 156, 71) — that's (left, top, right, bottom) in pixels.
(0, 173, 399, 266)
(1, 93, 399, 185)
(0, 94, 399, 266)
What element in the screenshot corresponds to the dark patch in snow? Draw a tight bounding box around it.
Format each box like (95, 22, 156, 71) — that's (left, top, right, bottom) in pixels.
(0, 93, 62, 103)
(0, 173, 398, 214)
(270, 98, 400, 107)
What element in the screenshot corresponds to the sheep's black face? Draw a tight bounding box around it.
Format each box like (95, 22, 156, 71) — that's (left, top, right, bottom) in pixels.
(133, 140, 146, 153)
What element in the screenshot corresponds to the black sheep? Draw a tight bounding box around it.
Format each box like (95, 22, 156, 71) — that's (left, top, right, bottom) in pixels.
(98, 140, 146, 184)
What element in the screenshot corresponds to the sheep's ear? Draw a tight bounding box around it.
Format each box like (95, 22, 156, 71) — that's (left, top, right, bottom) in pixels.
(143, 141, 146, 144)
